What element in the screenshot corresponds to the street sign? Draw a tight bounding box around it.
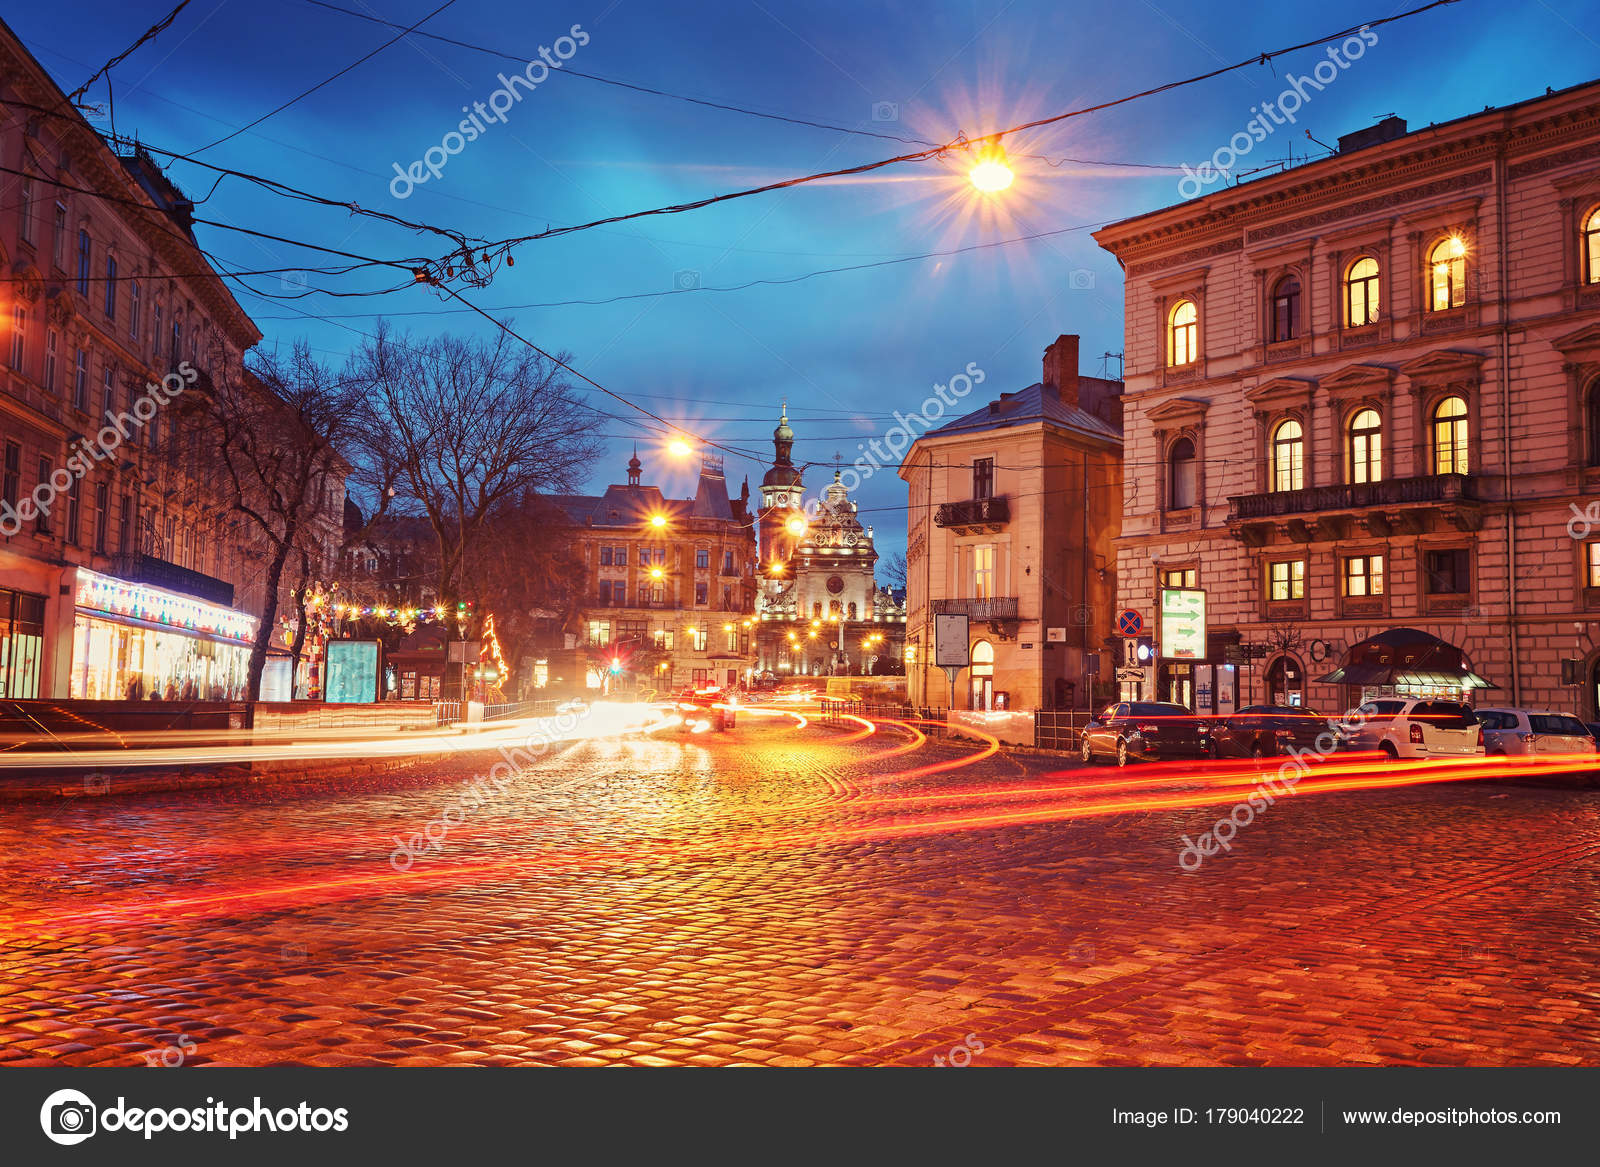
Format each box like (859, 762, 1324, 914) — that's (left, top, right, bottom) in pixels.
(1115, 666, 1144, 682)
(1046, 627, 1066, 642)
(1117, 609, 1143, 636)
(1084, 652, 1100, 677)
(933, 613, 970, 668)
(1159, 589, 1206, 660)
(1224, 646, 1246, 666)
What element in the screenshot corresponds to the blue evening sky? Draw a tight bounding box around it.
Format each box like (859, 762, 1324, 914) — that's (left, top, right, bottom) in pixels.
(9, 0, 1598, 561)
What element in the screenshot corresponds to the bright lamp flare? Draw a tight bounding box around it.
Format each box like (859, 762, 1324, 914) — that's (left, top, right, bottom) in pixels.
(785, 516, 808, 537)
(649, 514, 667, 528)
(969, 157, 1013, 193)
(667, 439, 693, 457)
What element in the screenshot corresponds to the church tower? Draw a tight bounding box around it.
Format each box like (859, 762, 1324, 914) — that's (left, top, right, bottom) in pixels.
(758, 404, 805, 570)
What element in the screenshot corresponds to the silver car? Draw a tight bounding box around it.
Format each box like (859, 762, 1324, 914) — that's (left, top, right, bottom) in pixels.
(1476, 708, 1597, 758)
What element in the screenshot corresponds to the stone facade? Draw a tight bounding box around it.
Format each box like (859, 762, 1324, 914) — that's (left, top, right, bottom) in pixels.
(552, 454, 759, 691)
(900, 335, 1123, 711)
(1093, 79, 1600, 716)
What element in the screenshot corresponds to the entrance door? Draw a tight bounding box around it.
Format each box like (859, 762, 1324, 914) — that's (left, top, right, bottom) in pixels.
(970, 640, 994, 710)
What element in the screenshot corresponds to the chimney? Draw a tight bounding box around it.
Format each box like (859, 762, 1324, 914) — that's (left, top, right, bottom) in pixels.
(1042, 334, 1080, 408)
(1338, 116, 1407, 155)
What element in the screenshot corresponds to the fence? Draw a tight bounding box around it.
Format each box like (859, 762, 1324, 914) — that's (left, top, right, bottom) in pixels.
(817, 699, 1092, 751)
(483, 699, 560, 722)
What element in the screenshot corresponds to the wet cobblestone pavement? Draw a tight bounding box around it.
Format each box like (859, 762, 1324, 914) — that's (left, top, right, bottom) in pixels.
(2, 714, 1599, 1066)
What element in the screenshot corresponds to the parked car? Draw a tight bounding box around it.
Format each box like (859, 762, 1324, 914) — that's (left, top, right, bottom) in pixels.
(1208, 703, 1331, 759)
(1080, 701, 1211, 767)
(1335, 698, 1484, 760)
(1475, 708, 1597, 757)
(1588, 722, 1600, 748)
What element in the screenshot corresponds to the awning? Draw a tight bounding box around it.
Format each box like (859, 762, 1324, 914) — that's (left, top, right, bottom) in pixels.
(1315, 627, 1496, 690)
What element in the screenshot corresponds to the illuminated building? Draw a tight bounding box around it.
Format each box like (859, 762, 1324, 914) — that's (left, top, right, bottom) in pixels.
(0, 19, 345, 699)
(754, 409, 906, 677)
(549, 452, 758, 691)
(1093, 81, 1600, 713)
(899, 335, 1124, 711)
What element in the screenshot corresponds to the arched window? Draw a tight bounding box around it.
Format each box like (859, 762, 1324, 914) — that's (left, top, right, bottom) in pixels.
(1270, 275, 1301, 342)
(1348, 408, 1383, 484)
(1433, 396, 1470, 475)
(1345, 256, 1380, 327)
(1270, 419, 1304, 492)
(1168, 437, 1197, 509)
(1588, 379, 1600, 467)
(1168, 299, 1197, 367)
(1428, 235, 1467, 312)
(1585, 206, 1600, 286)
(970, 639, 995, 711)
(1267, 656, 1304, 707)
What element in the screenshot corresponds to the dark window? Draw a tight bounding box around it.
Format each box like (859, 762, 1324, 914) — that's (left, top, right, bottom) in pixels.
(973, 457, 994, 499)
(695, 581, 708, 605)
(599, 580, 613, 604)
(65, 476, 81, 545)
(2, 442, 19, 508)
(1167, 438, 1196, 509)
(1588, 381, 1600, 467)
(599, 546, 612, 566)
(696, 548, 710, 570)
(118, 493, 132, 552)
(104, 255, 117, 319)
(614, 546, 627, 565)
(35, 458, 50, 534)
(76, 229, 90, 295)
(93, 483, 109, 553)
(1531, 714, 1587, 736)
(723, 550, 734, 574)
(1424, 548, 1470, 595)
(1271, 275, 1300, 342)
(1411, 700, 1475, 728)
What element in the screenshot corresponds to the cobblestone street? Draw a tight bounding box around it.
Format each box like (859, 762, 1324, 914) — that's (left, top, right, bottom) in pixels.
(3, 715, 1599, 1067)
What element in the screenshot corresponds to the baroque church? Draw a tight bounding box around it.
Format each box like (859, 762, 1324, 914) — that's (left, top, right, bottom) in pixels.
(753, 406, 906, 678)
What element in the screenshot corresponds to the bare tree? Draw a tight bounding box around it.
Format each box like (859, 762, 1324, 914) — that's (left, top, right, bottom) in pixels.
(343, 321, 601, 601)
(200, 342, 354, 699)
(878, 551, 907, 590)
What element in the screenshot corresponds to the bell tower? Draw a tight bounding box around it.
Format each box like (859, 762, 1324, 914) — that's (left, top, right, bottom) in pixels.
(759, 403, 805, 569)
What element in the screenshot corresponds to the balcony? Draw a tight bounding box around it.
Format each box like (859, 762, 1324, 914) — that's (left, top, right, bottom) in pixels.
(934, 495, 1009, 533)
(933, 596, 1019, 622)
(1227, 474, 1484, 546)
(110, 553, 235, 607)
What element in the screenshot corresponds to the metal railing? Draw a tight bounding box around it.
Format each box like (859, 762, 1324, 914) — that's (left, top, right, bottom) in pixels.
(934, 495, 1010, 529)
(434, 701, 461, 727)
(1228, 473, 1480, 521)
(932, 596, 1020, 621)
(818, 699, 1093, 752)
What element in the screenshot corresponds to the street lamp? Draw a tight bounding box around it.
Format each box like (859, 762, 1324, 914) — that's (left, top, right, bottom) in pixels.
(649, 513, 668, 529)
(785, 515, 808, 538)
(969, 138, 1014, 193)
(667, 438, 694, 458)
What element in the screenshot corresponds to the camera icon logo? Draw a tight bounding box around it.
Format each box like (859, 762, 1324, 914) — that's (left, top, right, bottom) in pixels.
(871, 101, 900, 122)
(672, 269, 701, 291)
(40, 1088, 97, 1146)
(280, 269, 309, 293)
(1068, 268, 1096, 290)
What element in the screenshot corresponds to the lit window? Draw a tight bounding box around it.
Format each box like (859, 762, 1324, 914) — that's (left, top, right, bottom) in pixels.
(1168, 438, 1196, 509)
(1269, 559, 1305, 602)
(1270, 418, 1304, 492)
(1348, 408, 1382, 484)
(1586, 543, 1600, 589)
(1345, 256, 1380, 326)
(1433, 396, 1469, 475)
(1343, 554, 1384, 597)
(1168, 299, 1197, 367)
(1270, 275, 1300, 342)
(1584, 207, 1600, 285)
(1428, 235, 1467, 312)
(9, 305, 25, 371)
(972, 544, 995, 599)
(1162, 567, 1197, 589)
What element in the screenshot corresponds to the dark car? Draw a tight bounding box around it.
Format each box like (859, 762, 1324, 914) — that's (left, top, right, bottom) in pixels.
(668, 687, 731, 733)
(1080, 701, 1211, 767)
(1209, 703, 1330, 759)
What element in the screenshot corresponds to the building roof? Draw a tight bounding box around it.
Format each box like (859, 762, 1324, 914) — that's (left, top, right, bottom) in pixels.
(922, 380, 1123, 444)
(547, 465, 742, 528)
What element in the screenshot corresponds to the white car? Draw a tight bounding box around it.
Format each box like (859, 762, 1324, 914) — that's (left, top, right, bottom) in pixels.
(1337, 697, 1484, 760)
(1475, 708, 1597, 757)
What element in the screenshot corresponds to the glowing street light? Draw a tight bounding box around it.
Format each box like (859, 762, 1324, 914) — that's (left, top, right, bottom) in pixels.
(969, 140, 1014, 193)
(785, 515, 808, 538)
(649, 514, 668, 529)
(667, 438, 694, 458)
(649, 566, 665, 580)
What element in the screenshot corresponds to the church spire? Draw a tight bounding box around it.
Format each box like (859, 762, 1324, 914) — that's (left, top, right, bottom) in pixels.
(626, 443, 641, 487)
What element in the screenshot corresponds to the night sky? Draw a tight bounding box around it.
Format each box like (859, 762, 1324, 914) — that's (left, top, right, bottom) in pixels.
(11, 0, 1598, 561)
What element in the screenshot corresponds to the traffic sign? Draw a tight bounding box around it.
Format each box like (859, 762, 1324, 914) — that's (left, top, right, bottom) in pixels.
(1116, 609, 1143, 636)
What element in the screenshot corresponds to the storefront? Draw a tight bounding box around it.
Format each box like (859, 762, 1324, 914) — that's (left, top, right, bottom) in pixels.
(1316, 627, 1495, 708)
(69, 569, 257, 701)
(0, 586, 46, 699)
